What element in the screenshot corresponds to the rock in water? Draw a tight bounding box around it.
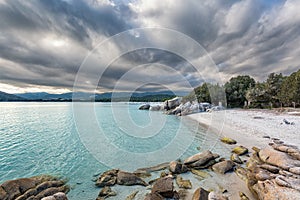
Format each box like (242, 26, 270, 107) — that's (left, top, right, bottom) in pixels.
(192, 187, 209, 200)
(97, 186, 117, 199)
(151, 177, 175, 198)
(139, 104, 150, 110)
(0, 175, 69, 200)
(164, 97, 182, 110)
(220, 137, 237, 145)
(232, 146, 248, 156)
(95, 169, 118, 187)
(212, 160, 235, 174)
(117, 171, 148, 186)
(175, 176, 192, 189)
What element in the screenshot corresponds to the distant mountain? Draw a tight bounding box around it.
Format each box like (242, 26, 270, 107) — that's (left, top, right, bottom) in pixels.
(0, 91, 26, 101)
(11, 90, 188, 102)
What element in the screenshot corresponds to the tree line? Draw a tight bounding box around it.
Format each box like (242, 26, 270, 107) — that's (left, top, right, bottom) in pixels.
(184, 69, 300, 108)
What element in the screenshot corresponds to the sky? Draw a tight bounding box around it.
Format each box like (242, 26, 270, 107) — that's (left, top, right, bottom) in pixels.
(0, 0, 300, 94)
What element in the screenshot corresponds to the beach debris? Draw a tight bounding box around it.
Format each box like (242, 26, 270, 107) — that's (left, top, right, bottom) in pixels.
(175, 176, 192, 189)
(0, 175, 69, 200)
(230, 153, 243, 164)
(212, 160, 235, 174)
(232, 146, 248, 156)
(283, 118, 295, 125)
(220, 137, 237, 145)
(192, 187, 209, 200)
(125, 191, 138, 200)
(97, 186, 117, 199)
(139, 104, 150, 110)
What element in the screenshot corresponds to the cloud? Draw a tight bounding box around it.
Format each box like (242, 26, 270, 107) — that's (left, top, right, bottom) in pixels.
(0, 0, 300, 94)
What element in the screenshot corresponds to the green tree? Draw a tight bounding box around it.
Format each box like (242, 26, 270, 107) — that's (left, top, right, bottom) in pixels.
(225, 75, 255, 108)
(279, 69, 300, 107)
(265, 73, 285, 107)
(246, 82, 271, 108)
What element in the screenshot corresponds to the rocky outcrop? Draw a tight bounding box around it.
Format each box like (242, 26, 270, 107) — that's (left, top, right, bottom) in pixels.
(0, 175, 69, 200)
(96, 169, 148, 187)
(164, 97, 182, 110)
(243, 142, 300, 199)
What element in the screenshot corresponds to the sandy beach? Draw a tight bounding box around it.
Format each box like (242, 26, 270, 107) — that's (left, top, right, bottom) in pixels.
(187, 109, 300, 149)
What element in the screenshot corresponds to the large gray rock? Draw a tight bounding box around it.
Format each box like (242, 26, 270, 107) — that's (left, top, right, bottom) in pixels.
(212, 160, 235, 174)
(169, 161, 188, 174)
(164, 97, 182, 110)
(151, 177, 175, 198)
(184, 151, 218, 168)
(117, 171, 148, 186)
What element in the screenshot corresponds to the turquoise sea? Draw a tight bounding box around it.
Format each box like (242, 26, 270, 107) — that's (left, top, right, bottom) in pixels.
(0, 102, 230, 199)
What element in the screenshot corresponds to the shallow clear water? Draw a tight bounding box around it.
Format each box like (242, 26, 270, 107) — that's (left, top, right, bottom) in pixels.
(0, 102, 230, 199)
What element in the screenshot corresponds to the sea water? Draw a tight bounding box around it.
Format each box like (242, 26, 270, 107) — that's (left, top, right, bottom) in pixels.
(0, 102, 230, 199)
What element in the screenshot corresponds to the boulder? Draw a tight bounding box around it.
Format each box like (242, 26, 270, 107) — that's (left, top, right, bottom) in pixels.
(184, 150, 217, 166)
(212, 160, 235, 174)
(239, 192, 249, 200)
(232, 146, 248, 156)
(164, 97, 182, 110)
(192, 187, 209, 200)
(149, 105, 163, 111)
(117, 171, 148, 186)
(95, 169, 118, 187)
(139, 104, 150, 110)
(151, 177, 174, 198)
(230, 153, 243, 164)
(169, 161, 188, 174)
(259, 147, 300, 170)
(97, 186, 117, 198)
(220, 137, 237, 145)
(175, 176, 192, 189)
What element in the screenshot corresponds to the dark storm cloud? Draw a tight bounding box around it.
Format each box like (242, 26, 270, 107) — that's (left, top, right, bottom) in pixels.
(0, 0, 300, 93)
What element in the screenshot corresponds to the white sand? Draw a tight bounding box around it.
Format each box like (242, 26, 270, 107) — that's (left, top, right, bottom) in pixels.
(187, 109, 300, 149)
